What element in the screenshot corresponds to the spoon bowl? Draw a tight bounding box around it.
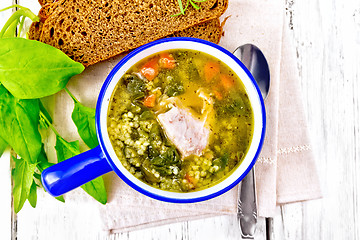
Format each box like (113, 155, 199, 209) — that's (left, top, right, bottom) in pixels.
(234, 44, 270, 99)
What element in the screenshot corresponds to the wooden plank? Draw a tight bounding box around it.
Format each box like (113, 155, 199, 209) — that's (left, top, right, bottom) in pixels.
(0, 1, 18, 239)
(0, 148, 12, 240)
(107, 216, 266, 240)
(272, 0, 360, 239)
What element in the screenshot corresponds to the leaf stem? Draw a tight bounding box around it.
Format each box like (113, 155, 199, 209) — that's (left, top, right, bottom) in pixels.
(0, 5, 39, 21)
(0, 4, 25, 12)
(177, 0, 185, 15)
(189, 0, 200, 10)
(64, 87, 79, 103)
(171, 0, 207, 17)
(0, 6, 39, 38)
(18, 16, 26, 37)
(39, 111, 60, 137)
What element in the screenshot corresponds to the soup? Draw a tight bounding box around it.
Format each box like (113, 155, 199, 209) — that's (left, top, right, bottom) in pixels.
(107, 49, 254, 192)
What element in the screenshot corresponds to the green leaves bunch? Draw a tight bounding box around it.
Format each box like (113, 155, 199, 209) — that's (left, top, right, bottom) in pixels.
(0, 5, 107, 212)
(173, 0, 208, 17)
(0, 4, 39, 38)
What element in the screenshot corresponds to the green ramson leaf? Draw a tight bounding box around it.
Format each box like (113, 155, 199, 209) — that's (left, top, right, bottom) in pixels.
(12, 157, 36, 213)
(36, 144, 53, 172)
(0, 5, 39, 38)
(189, 0, 200, 10)
(28, 180, 37, 208)
(71, 102, 99, 149)
(177, 0, 185, 14)
(0, 85, 41, 164)
(0, 38, 84, 99)
(55, 136, 80, 162)
(81, 177, 107, 204)
(36, 146, 56, 182)
(2, 20, 18, 38)
(55, 196, 65, 203)
(54, 136, 107, 204)
(35, 145, 65, 203)
(172, 0, 207, 17)
(0, 136, 7, 157)
(39, 101, 52, 129)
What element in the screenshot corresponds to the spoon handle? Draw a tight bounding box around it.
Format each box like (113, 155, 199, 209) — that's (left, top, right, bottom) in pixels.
(237, 168, 257, 239)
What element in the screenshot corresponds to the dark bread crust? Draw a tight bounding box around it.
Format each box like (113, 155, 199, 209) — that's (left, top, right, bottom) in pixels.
(34, 0, 227, 66)
(169, 18, 222, 44)
(28, 21, 42, 40)
(28, 2, 57, 40)
(38, 0, 54, 6)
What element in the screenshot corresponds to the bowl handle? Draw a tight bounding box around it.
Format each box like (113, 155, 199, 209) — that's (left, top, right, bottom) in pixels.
(41, 145, 112, 197)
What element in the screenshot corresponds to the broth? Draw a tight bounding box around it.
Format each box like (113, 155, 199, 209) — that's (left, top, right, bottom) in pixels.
(107, 49, 254, 192)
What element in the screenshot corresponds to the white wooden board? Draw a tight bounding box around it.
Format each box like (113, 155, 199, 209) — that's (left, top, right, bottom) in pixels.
(1, 0, 360, 239)
(0, 2, 16, 240)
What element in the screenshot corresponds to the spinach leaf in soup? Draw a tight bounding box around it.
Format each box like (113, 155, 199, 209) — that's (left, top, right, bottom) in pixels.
(123, 74, 146, 99)
(186, 59, 200, 81)
(212, 152, 230, 170)
(215, 93, 250, 117)
(165, 80, 185, 97)
(151, 146, 181, 176)
(140, 110, 155, 120)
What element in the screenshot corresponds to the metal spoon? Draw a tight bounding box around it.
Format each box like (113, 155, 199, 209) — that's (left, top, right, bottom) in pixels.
(233, 44, 270, 239)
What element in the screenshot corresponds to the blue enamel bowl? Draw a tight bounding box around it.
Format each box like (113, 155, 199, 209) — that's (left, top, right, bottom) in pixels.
(42, 37, 266, 203)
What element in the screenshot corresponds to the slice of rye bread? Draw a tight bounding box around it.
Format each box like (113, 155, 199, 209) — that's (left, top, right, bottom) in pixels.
(169, 18, 222, 43)
(28, 3, 53, 40)
(31, 0, 228, 67)
(38, 0, 55, 6)
(29, 2, 223, 44)
(29, 18, 222, 46)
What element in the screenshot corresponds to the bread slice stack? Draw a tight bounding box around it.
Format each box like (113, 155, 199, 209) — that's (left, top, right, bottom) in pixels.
(28, 0, 228, 67)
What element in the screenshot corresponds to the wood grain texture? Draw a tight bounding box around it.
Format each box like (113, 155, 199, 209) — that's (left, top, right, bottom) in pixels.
(2, 0, 360, 239)
(272, 0, 360, 239)
(0, 3, 17, 240)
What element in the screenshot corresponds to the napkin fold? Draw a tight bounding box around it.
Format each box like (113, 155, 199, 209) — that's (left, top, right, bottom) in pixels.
(57, 0, 322, 233)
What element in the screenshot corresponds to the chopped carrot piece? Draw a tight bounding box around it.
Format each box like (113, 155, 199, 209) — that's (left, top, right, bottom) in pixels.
(143, 94, 156, 108)
(185, 173, 193, 182)
(211, 83, 225, 100)
(214, 90, 223, 100)
(220, 74, 235, 90)
(184, 173, 198, 187)
(140, 57, 159, 81)
(159, 52, 176, 69)
(204, 61, 220, 82)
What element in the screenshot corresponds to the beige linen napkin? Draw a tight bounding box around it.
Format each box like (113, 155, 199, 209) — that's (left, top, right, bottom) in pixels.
(53, 0, 322, 233)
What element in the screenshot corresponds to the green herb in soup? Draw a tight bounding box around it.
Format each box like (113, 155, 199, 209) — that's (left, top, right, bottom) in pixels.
(107, 50, 254, 192)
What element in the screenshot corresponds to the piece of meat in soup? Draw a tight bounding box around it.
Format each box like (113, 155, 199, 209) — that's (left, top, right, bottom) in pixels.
(157, 106, 210, 158)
